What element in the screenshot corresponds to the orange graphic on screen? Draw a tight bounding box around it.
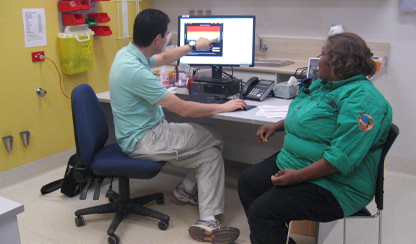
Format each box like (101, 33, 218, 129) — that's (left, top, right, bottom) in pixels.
(186, 25, 221, 41)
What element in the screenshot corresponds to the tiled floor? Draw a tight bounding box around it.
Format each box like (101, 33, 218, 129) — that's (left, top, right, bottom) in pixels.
(1, 148, 416, 244)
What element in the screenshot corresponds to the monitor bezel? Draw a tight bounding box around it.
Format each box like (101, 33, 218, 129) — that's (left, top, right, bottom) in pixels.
(177, 15, 256, 68)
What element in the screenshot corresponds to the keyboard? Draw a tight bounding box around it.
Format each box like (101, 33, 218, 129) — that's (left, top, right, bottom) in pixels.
(175, 93, 228, 104)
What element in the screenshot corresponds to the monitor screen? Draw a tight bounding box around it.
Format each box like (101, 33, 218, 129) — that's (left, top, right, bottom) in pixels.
(178, 15, 256, 82)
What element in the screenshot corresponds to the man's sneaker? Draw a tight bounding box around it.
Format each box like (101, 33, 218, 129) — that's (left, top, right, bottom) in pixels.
(188, 219, 240, 244)
(172, 182, 198, 205)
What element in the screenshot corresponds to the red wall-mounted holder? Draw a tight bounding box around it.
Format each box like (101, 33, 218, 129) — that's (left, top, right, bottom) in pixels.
(62, 14, 86, 25)
(88, 13, 110, 23)
(80, 0, 91, 10)
(90, 26, 112, 36)
(58, 0, 82, 12)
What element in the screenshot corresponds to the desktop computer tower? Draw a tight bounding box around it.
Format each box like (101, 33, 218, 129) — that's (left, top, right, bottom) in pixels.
(189, 79, 242, 98)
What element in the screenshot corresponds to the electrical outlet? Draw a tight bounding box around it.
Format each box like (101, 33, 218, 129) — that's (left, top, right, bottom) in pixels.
(32, 51, 45, 62)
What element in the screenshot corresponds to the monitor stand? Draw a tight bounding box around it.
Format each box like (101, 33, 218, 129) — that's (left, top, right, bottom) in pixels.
(194, 66, 236, 83)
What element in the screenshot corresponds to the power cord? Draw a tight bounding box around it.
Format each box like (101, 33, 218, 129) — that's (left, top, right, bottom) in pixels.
(222, 67, 238, 80)
(298, 77, 315, 92)
(192, 68, 200, 77)
(45, 57, 71, 99)
(298, 70, 307, 79)
(294, 67, 307, 78)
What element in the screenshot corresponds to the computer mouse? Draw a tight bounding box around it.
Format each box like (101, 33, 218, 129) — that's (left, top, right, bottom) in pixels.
(234, 105, 256, 111)
(235, 107, 247, 111)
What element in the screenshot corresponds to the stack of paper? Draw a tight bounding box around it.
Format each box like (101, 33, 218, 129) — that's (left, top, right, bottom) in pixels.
(256, 105, 289, 118)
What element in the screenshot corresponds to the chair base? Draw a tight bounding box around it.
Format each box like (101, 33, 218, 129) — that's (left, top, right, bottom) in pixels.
(343, 210, 382, 244)
(74, 177, 170, 242)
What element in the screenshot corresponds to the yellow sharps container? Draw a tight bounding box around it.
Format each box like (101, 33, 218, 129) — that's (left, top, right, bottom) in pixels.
(58, 25, 95, 75)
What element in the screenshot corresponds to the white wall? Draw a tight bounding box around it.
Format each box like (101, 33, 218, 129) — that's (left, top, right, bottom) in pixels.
(154, 0, 416, 161)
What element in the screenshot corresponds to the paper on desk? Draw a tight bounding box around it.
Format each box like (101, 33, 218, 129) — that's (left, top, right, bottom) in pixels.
(256, 105, 289, 118)
(167, 87, 177, 93)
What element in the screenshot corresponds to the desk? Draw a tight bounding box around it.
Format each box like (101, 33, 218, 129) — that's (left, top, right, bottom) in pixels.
(96, 90, 335, 244)
(97, 90, 291, 125)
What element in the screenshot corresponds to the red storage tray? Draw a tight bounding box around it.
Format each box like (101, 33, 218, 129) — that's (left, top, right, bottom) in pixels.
(62, 14, 86, 25)
(80, 0, 91, 10)
(58, 0, 82, 12)
(90, 26, 112, 36)
(88, 13, 111, 23)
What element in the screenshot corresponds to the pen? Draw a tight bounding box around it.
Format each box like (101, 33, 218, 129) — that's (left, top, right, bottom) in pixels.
(175, 65, 179, 82)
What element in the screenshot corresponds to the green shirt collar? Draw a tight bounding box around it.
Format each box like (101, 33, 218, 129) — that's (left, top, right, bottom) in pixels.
(126, 42, 151, 68)
(320, 74, 368, 90)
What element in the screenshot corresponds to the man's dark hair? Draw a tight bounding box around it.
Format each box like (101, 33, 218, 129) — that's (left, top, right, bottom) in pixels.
(325, 32, 377, 79)
(133, 9, 170, 47)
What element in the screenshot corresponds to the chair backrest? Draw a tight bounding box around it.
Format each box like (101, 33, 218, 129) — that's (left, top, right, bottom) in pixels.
(375, 123, 399, 211)
(71, 84, 109, 167)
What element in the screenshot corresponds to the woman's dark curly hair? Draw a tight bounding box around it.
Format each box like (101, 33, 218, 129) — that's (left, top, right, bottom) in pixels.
(325, 33, 377, 80)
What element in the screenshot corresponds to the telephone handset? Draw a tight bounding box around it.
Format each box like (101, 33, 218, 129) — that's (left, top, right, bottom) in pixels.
(241, 77, 275, 101)
(241, 77, 259, 96)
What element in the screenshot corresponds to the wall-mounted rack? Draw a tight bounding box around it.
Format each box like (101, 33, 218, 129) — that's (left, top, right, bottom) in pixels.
(58, 0, 112, 36)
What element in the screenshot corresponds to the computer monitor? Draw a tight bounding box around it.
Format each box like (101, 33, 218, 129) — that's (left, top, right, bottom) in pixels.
(178, 15, 256, 82)
(307, 57, 320, 79)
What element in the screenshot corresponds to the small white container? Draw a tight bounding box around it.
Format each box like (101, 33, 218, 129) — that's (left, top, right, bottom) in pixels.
(160, 65, 170, 89)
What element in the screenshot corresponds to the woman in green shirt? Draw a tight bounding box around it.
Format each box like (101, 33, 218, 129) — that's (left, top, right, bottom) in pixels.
(238, 33, 392, 244)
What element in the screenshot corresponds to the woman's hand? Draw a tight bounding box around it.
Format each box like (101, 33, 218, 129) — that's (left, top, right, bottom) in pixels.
(271, 169, 302, 186)
(256, 125, 277, 143)
(256, 120, 285, 143)
(271, 158, 339, 186)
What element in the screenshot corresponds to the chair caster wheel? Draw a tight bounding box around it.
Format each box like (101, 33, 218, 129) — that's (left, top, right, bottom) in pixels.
(156, 196, 165, 205)
(106, 189, 115, 199)
(158, 220, 169, 230)
(108, 234, 120, 244)
(75, 216, 85, 227)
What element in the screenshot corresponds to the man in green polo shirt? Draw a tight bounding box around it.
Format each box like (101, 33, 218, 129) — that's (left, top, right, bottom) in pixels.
(109, 9, 246, 244)
(238, 33, 392, 244)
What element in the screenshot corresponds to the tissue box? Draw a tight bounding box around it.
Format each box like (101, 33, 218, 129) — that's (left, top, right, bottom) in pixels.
(274, 82, 298, 99)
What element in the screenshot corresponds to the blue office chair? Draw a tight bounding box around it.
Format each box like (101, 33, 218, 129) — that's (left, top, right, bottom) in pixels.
(71, 84, 170, 244)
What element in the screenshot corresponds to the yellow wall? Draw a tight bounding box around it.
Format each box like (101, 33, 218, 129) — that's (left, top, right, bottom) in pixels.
(0, 0, 152, 172)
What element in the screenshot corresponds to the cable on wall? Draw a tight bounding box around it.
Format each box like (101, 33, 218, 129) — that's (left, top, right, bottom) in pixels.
(45, 57, 71, 99)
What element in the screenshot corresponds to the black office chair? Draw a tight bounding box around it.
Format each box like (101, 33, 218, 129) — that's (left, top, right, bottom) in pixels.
(71, 84, 170, 244)
(286, 123, 399, 244)
(343, 123, 399, 244)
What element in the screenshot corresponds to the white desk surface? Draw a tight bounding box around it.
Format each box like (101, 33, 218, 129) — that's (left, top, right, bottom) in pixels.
(96, 90, 292, 126)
